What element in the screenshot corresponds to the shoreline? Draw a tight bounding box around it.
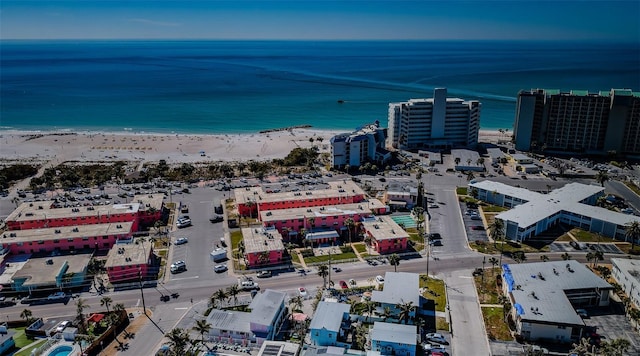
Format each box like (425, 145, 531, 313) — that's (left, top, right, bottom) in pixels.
(0, 128, 510, 165)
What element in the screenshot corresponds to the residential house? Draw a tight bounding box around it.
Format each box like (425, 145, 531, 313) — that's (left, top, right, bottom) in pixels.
(309, 301, 352, 347)
(370, 322, 417, 356)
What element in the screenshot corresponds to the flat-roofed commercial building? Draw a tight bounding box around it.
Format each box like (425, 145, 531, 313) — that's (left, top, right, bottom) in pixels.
(502, 261, 612, 342)
(235, 181, 365, 217)
(469, 180, 640, 242)
(361, 216, 409, 254)
(11, 254, 91, 293)
(5, 201, 141, 231)
(387, 88, 481, 150)
(241, 227, 285, 268)
(0, 222, 134, 255)
(105, 240, 156, 283)
(611, 258, 640, 309)
(513, 88, 640, 155)
(131, 193, 166, 226)
(330, 121, 391, 168)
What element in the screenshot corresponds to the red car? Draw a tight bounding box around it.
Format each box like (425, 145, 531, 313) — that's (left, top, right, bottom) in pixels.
(339, 280, 348, 289)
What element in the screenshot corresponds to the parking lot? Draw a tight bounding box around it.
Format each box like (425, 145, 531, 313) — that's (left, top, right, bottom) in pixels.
(583, 304, 640, 354)
(549, 242, 623, 254)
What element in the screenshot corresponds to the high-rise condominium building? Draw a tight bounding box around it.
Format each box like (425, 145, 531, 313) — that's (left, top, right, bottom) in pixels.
(513, 88, 640, 155)
(330, 121, 391, 168)
(387, 88, 481, 150)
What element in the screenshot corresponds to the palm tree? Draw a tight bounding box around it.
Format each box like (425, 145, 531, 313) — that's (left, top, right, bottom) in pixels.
(454, 157, 461, 166)
(289, 295, 304, 313)
(396, 300, 415, 324)
(11, 196, 21, 207)
(74, 334, 96, 355)
(600, 338, 631, 356)
(20, 309, 33, 323)
(100, 296, 113, 313)
(488, 257, 499, 274)
(75, 298, 90, 333)
(381, 306, 393, 322)
(211, 288, 228, 308)
(592, 250, 604, 268)
(625, 221, 640, 251)
(586, 251, 595, 266)
(570, 337, 594, 356)
(317, 264, 329, 289)
(595, 170, 609, 187)
(165, 328, 191, 355)
(388, 254, 400, 272)
(512, 251, 527, 263)
(192, 319, 212, 347)
(539, 255, 549, 262)
(364, 300, 376, 323)
(561, 252, 572, 261)
(344, 218, 355, 245)
(226, 284, 241, 306)
(488, 218, 505, 264)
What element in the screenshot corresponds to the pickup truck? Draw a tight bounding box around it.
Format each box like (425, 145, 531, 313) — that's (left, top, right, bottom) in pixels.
(239, 280, 260, 291)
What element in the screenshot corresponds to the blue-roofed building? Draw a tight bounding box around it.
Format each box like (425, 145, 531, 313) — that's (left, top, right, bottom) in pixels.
(330, 122, 390, 169)
(370, 322, 417, 356)
(0, 326, 16, 356)
(502, 260, 612, 343)
(309, 301, 352, 347)
(206, 289, 287, 346)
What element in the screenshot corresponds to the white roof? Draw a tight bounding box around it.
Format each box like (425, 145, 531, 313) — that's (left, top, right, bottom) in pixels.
(309, 301, 350, 332)
(370, 322, 417, 345)
(470, 180, 542, 202)
(371, 272, 419, 305)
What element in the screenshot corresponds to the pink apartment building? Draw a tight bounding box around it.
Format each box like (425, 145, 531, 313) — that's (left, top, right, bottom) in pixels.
(0, 222, 134, 255)
(241, 227, 285, 268)
(360, 216, 409, 254)
(235, 181, 366, 217)
(105, 241, 155, 283)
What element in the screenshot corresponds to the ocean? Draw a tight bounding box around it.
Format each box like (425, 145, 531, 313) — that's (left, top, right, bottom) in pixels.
(1, 40, 638, 134)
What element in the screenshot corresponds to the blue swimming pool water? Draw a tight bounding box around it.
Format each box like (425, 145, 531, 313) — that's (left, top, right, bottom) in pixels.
(391, 215, 417, 228)
(48, 345, 72, 356)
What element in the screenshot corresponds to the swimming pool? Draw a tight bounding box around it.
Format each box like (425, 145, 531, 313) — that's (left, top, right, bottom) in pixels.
(47, 345, 72, 356)
(391, 215, 417, 228)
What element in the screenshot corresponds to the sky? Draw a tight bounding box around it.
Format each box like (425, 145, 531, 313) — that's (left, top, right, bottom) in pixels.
(1, 0, 639, 41)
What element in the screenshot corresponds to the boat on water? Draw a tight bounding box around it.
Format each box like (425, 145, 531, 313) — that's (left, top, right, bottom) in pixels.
(337, 99, 345, 103)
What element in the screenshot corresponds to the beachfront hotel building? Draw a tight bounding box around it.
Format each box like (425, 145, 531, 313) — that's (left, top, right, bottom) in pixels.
(513, 88, 640, 155)
(502, 260, 612, 342)
(0, 222, 134, 255)
(469, 180, 640, 242)
(387, 88, 481, 150)
(330, 121, 392, 168)
(235, 181, 366, 217)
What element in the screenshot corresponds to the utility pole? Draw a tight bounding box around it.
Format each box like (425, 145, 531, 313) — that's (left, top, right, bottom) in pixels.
(139, 268, 147, 316)
(425, 211, 430, 279)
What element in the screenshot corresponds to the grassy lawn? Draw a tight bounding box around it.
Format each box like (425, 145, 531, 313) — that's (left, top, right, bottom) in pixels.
(230, 230, 243, 250)
(474, 269, 503, 304)
(480, 205, 508, 213)
(456, 187, 468, 195)
(290, 251, 301, 264)
(353, 243, 367, 253)
(481, 307, 512, 341)
(304, 252, 357, 264)
(570, 228, 616, 243)
(436, 316, 450, 332)
(556, 233, 573, 242)
(615, 243, 640, 255)
(470, 241, 549, 254)
(14, 339, 47, 356)
(11, 327, 30, 348)
(419, 276, 447, 312)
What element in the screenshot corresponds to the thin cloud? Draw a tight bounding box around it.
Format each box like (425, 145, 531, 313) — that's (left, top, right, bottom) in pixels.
(128, 18, 180, 27)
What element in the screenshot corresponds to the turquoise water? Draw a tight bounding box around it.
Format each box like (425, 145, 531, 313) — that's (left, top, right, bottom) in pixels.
(1, 40, 637, 134)
(47, 345, 72, 356)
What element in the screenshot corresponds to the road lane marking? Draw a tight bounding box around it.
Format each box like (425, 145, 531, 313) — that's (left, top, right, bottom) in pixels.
(175, 307, 189, 310)
(171, 276, 199, 281)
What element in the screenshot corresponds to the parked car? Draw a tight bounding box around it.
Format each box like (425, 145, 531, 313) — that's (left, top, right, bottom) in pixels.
(470, 215, 482, 221)
(298, 287, 308, 297)
(429, 240, 443, 246)
(472, 268, 484, 276)
(209, 215, 223, 223)
(339, 280, 348, 289)
(423, 343, 447, 354)
(213, 264, 228, 273)
(56, 320, 71, 332)
(176, 219, 192, 228)
(175, 237, 188, 245)
(376, 275, 385, 284)
(257, 271, 272, 278)
(425, 333, 449, 345)
(428, 233, 442, 240)
(332, 267, 342, 273)
(48, 292, 67, 301)
(576, 309, 589, 318)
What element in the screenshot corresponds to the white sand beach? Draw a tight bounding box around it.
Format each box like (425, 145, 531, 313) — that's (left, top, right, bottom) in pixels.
(0, 129, 509, 165)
